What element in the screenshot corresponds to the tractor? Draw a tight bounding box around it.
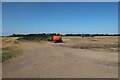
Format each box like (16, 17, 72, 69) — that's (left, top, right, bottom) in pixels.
(48, 33, 63, 43)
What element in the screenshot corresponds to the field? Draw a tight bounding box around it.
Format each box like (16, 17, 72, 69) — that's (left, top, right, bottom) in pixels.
(58, 36, 118, 51)
(2, 36, 118, 78)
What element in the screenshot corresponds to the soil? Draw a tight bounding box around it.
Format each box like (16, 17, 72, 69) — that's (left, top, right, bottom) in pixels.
(2, 36, 118, 78)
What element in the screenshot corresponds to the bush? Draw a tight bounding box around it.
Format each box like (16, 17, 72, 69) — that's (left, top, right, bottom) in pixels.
(17, 36, 48, 41)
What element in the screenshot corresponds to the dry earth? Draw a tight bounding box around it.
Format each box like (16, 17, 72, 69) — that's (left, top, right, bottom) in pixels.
(2, 36, 118, 78)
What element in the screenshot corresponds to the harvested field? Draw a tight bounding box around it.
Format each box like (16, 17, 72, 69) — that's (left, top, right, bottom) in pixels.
(59, 36, 119, 51)
(2, 36, 118, 78)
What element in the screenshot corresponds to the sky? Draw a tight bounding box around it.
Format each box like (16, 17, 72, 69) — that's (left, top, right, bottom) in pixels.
(0, 2, 1, 36)
(2, 2, 118, 36)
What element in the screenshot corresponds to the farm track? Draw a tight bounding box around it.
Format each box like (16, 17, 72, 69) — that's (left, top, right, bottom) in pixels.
(3, 41, 118, 78)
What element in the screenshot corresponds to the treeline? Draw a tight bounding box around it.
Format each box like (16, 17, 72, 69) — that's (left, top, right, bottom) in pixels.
(8, 33, 58, 41)
(65, 34, 120, 37)
(6, 33, 119, 41)
(8, 33, 120, 37)
(8, 33, 57, 37)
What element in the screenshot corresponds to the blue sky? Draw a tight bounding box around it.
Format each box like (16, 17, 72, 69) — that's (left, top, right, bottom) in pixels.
(2, 2, 118, 36)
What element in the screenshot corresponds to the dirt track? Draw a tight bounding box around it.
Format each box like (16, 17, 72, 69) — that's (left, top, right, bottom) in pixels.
(3, 40, 118, 78)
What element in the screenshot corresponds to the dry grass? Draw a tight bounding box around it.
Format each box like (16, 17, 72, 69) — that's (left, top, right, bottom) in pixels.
(2, 37, 22, 62)
(2, 46, 22, 62)
(2, 37, 48, 62)
(61, 36, 119, 51)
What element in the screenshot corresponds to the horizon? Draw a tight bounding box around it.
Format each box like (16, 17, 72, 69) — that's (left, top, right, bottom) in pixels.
(2, 33, 120, 37)
(2, 2, 118, 36)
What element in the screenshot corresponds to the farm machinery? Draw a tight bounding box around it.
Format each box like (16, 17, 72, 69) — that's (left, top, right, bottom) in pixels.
(48, 33, 63, 43)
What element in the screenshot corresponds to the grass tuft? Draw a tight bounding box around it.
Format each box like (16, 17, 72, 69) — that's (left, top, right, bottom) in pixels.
(2, 46, 22, 62)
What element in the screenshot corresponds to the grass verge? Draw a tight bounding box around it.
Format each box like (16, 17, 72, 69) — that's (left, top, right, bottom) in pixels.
(2, 46, 22, 62)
